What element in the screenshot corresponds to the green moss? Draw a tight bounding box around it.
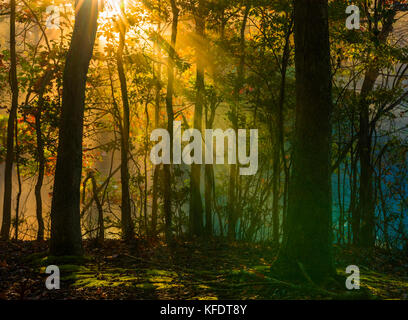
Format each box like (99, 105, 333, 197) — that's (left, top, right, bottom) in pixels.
(74, 277, 122, 288)
(70, 269, 142, 288)
(359, 270, 408, 298)
(252, 265, 271, 273)
(24, 252, 48, 265)
(135, 283, 156, 289)
(146, 269, 178, 277)
(39, 264, 90, 273)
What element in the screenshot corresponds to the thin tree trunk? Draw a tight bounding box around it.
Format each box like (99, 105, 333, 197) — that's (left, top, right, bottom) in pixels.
(275, 16, 293, 245)
(359, 68, 376, 248)
(205, 99, 216, 237)
(50, 0, 99, 256)
(358, 12, 395, 248)
(189, 1, 206, 238)
(34, 70, 52, 241)
(204, 164, 213, 236)
(34, 111, 45, 240)
(378, 154, 389, 249)
(151, 164, 160, 237)
(14, 118, 22, 241)
(228, 7, 249, 240)
(90, 172, 104, 243)
(163, 0, 179, 242)
(116, 3, 134, 241)
(272, 137, 280, 245)
(1, 0, 18, 240)
(151, 9, 162, 238)
(351, 146, 359, 245)
(144, 101, 149, 236)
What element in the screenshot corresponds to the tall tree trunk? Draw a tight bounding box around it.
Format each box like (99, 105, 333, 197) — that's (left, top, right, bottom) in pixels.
(50, 0, 99, 256)
(90, 172, 104, 243)
(116, 3, 134, 241)
(143, 101, 149, 236)
(34, 110, 45, 241)
(1, 0, 18, 240)
(350, 145, 359, 245)
(378, 152, 389, 249)
(205, 99, 216, 237)
(204, 163, 213, 236)
(151, 164, 160, 237)
(34, 70, 52, 241)
(274, 16, 293, 246)
(163, 0, 179, 242)
(358, 11, 395, 248)
(274, 0, 334, 282)
(271, 133, 280, 245)
(227, 6, 249, 240)
(358, 67, 379, 248)
(189, 2, 205, 237)
(14, 118, 22, 241)
(151, 9, 162, 238)
(358, 87, 375, 248)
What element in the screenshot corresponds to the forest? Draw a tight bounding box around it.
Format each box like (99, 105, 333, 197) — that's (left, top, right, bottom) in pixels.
(0, 0, 408, 300)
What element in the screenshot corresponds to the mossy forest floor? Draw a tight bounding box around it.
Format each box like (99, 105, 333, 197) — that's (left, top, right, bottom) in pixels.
(1, 239, 407, 300)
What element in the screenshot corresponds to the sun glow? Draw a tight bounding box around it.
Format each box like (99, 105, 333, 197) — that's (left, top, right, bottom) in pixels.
(98, 0, 154, 47)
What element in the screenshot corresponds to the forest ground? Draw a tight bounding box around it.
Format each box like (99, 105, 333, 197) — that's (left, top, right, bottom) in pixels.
(1, 239, 407, 300)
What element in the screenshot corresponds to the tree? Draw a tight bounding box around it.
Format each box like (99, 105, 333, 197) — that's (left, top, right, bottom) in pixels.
(116, 0, 135, 242)
(34, 69, 54, 241)
(358, 7, 395, 248)
(50, 0, 100, 256)
(273, 0, 334, 282)
(1, 0, 18, 241)
(189, 0, 206, 237)
(151, 2, 163, 239)
(163, 0, 180, 242)
(227, 6, 250, 241)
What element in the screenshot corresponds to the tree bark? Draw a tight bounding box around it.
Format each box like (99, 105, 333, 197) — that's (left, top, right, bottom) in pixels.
(227, 6, 249, 240)
(90, 172, 104, 243)
(1, 0, 18, 240)
(34, 70, 53, 241)
(189, 1, 205, 237)
(151, 8, 162, 238)
(205, 98, 217, 237)
(14, 118, 22, 241)
(116, 2, 134, 242)
(34, 112, 45, 241)
(358, 12, 395, 248)
(163, 0, 179, 242)
(274, 0, 334, 282)
(274, 16, 293, 245)
(50, 0, 99, 256)
(271, 134, 280, 245)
